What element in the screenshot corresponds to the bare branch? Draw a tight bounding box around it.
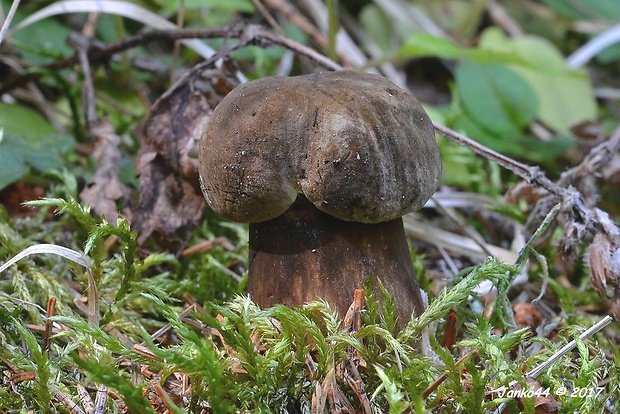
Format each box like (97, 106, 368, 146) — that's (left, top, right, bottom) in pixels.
(0, 25, 341, 96)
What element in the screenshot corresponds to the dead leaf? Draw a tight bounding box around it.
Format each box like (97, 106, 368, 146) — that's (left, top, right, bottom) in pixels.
(0, 181, 44, 216)
(79, 119, 129, 221)
(342, 289, 364, 332)
(504, 180, 548, 207)
(132, 61, 239, 252)
(513, 302, 542, 331)
(442, 309, 458, 352)
(588, 232, 620, 319)
(526, 378, 559, 414)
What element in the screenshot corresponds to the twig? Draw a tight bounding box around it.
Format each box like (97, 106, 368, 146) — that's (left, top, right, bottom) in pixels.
(0, 25, 342, 96)
(154, 383, 179, 412)
(432, 121, 555, 194)
(42, 297, 57, 352)
(93, 384, 107, 414)
(68, 32, 97, 128)
(250, 0, 285, 36)
(263, 0, 329, 50)
(433, 121, 620, 242)
(559, 123, 620, 187)
(138, 304, 198, 346)
(171, 0, 185, 84)
(247, 25, 342, 70)
(487, 0, 523, 37)
(76, 383, 94, 414)
(343, 357, 372, 414)
(51, 385, 86, 414)
(422, 349, 478, 398)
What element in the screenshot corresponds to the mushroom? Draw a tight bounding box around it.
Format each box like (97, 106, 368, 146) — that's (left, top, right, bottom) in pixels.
(199, 70, 441, 325)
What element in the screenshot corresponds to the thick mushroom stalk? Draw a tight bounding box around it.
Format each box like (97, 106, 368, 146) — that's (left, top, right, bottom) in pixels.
(199, 70, 442, 324)
(248, 195, 424, 320)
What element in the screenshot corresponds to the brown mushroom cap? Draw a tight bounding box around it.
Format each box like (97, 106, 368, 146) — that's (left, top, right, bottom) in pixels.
(199, 70, 441, 223)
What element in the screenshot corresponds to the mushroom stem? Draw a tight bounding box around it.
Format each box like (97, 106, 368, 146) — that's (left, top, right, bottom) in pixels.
(247, 195, 425, 325)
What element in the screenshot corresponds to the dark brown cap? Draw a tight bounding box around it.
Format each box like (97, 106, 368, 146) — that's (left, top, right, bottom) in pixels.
(199, 70, 441, 223)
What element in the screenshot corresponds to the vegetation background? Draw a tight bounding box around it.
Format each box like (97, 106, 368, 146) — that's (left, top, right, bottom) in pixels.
(0, 0, 619, 412)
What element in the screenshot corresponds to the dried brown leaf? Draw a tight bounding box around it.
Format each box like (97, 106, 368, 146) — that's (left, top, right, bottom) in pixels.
(133, 63, 239, 252)
(442, 309, 458, 352)
(0, 182, 44, 216)
(589, 233, 612, 298)
(79, 120, 129, 221)
(513, 302, 542, 331)
(588, 232, 620, 319)
(526, 378, 559, 414)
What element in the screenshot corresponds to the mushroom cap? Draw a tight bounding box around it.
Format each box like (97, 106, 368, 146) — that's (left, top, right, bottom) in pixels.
(199, 70, 441, 223)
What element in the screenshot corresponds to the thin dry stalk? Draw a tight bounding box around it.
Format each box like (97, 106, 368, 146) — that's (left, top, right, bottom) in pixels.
(42, 296, 56, 352)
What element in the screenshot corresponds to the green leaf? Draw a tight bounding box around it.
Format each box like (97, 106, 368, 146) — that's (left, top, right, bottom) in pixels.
(398, 32, 523, 64)
(479, 28, 597, 131)
(10, 15, 73, 64)
(455, 61, 538, 137)
(479, 28, 568, 74)
(451, 111, 521, 153)
(0, 145, 28, 188)
(0, 103, 75, 189)
(513, 66, 596, 132)
(0, 103, 57, 138)
(406, 28, 597, 133)
(399, 33, 465, 58)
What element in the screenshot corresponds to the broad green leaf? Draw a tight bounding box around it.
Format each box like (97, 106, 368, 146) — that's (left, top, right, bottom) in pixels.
(12, 137, 64, 172)
(452, 111, 522, 153)
(451, 110, 575, 167)
(517, 135, 576, 164)
(512, 66, 596, 132)
(477, 26, 509, 49)
(0, 104, 74, 189)
(455, 61, 538, 137)
(399, 33, 465, 58)
(0, 145, 28, 189)
(0, 134, 72, 189)
(479, 28, 567, 74)
(398, 32, 522, 64)
(0, 103, 56, 138)
(10, 16, 72, 64)
(480, 28, 597, 131)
